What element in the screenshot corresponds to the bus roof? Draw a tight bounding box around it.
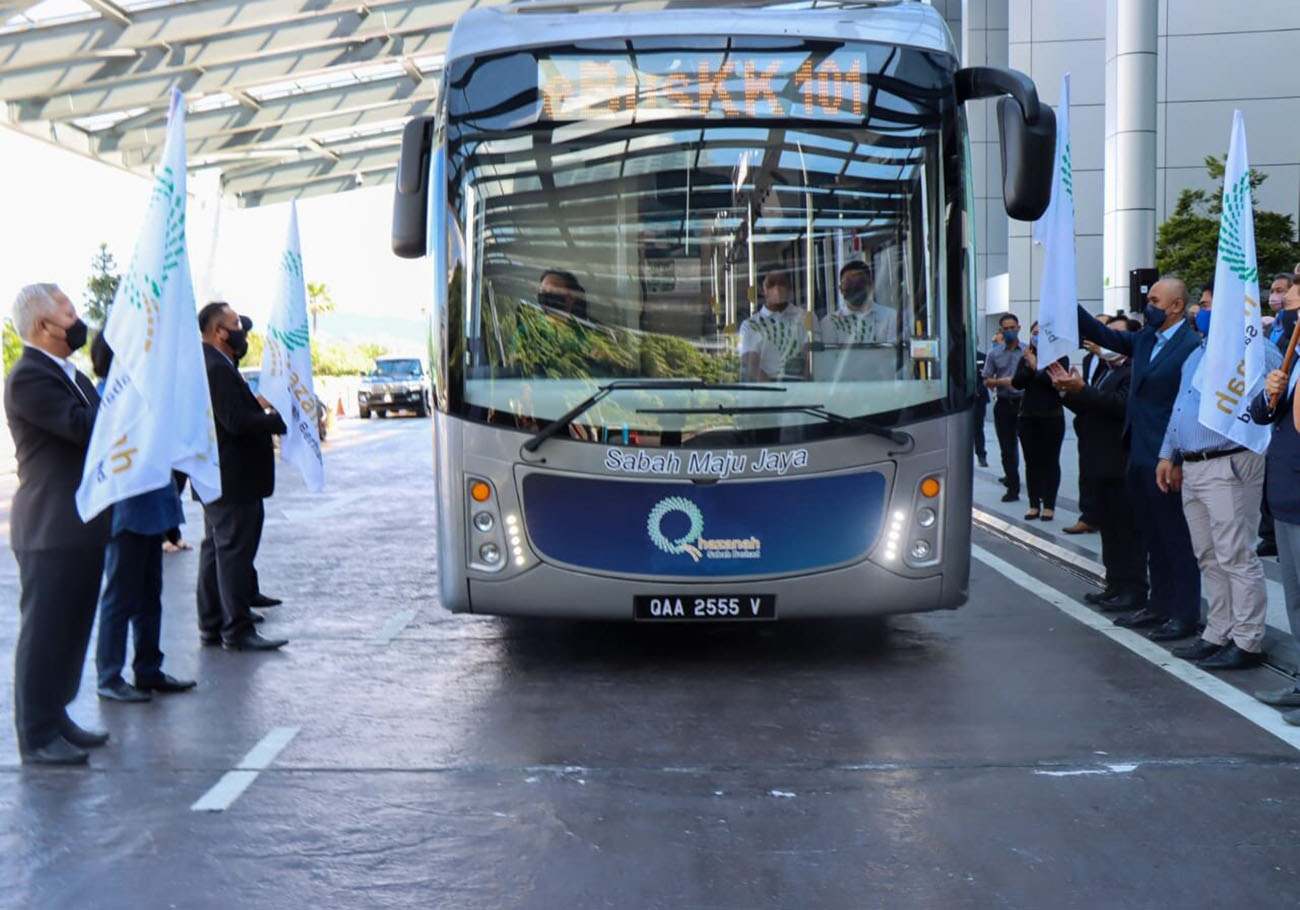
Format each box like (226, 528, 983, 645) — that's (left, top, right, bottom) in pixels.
(446, 1, 956, 65)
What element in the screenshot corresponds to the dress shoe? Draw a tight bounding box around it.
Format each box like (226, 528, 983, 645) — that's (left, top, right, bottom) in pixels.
(977, 455, 988, 467)
(1254, 684, 1300, 708)
(1063, 521, 1097, 535)
(97, 679, 152, 702)
(1113, 607, 1165, 628)
(222, 632, 288, 651)
(1172, 638, 1223, 661)
(250, 610, 265, 624)
(1148, 619, 1198, 642)
(251, 593, 282, 607)
(136, 673, 197, 694)
(1284, 709, 1300, 727)
(59, 717, 109, 749)
(200, 632, 221, 646)
(21, 736, 88, 766)
(1083, 588, 1119, 605)
(1024, 508, 1040, 520)
(1256, 541, 1278, 558)
(1196, 641, 1265, 670)
(1001, 491, 1020, 503)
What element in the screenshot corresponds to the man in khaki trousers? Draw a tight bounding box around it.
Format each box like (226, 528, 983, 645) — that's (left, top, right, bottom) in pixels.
(1156, 334, 1280, 668)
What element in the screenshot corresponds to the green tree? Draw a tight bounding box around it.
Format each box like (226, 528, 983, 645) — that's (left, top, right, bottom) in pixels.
(306, 282, 335, 335)
(243, 331, 265, 368)
(2, 318, 23, 376)
(1157, 155, 1300, 294)
(84, 242, 120, 327)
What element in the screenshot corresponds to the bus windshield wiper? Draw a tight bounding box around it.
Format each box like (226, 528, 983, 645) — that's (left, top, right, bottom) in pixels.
(522, 379, 784, 453)
(636, 403, 912, 447)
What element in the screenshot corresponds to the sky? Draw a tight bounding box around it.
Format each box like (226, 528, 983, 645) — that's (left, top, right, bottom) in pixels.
(0, 126, 431, 350)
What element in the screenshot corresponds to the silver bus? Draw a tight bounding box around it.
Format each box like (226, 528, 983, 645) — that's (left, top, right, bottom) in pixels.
(392, 0, 1054, 621)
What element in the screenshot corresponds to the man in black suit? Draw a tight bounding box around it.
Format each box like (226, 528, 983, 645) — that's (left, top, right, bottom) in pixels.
(6, 283, 112, 765)
(1054, 317, 1146, 608)
(196, 302, 288, 651)
(1077, 278, 1203, 641)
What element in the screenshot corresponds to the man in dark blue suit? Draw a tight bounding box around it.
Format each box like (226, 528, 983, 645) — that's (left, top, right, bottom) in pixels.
(1078, 278, 1202, 640)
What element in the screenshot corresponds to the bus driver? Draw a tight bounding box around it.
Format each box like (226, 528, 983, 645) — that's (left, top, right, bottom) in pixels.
(739, 270, 807, 382)
(820, 260, 897, 345)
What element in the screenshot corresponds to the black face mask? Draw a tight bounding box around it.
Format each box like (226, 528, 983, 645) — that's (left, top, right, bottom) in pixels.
(61, 317, 88, 353)
(225, 327, 249, 360)
(538, 292, 568, 310)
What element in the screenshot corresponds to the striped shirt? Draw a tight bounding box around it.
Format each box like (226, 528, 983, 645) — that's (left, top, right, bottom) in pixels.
(1158, 342, 1283, 462)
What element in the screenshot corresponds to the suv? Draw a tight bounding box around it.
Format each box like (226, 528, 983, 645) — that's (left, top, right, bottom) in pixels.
(358, 356, 431, 418)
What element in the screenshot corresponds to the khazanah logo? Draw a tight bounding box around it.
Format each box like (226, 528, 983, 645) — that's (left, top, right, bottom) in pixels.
(646, 497, 761, 563)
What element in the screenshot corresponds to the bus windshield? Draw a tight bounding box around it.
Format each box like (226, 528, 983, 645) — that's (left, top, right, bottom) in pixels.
(444, 37, 964, 443)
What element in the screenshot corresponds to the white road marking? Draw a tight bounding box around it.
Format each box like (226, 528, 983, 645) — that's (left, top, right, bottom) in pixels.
(971, 544, 1300, 754)
(191, 726, 300, 812)
(1035, 763, 1140, 777)
(279, 491, 369, 523)
(371, 608, 419, 645)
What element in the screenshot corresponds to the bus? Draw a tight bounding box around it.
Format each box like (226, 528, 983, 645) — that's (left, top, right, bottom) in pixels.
(392, 0, 1054, 620)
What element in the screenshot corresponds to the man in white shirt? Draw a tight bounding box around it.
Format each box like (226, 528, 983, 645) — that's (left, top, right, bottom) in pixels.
(739, 270, 806, 381)
(819, 260, 897, 345)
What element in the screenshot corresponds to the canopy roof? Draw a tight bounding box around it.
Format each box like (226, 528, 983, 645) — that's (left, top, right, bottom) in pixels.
(0, 0, 942, 207)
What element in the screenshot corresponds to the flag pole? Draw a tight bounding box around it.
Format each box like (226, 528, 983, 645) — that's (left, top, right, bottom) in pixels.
(1272, 313, 1300, 409)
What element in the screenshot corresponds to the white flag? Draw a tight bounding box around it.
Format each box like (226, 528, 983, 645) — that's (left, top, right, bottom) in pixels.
(1196, 110, 1270, 454)
(259, 201, 324, 492)
(1032, 73, 1078, 369)
(77, 88, 221, 521)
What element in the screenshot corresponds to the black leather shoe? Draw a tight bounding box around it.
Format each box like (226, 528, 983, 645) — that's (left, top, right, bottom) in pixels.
(251, 593, 282, 607)
(1148, 619, 1198, 642)
(977, 456, 988, 467)
(21, 736, 88, 766)
(222, 632, 288, 652)
(1197, 642, 1265, 670)
(250, 610, 266, 624)
(1284, 709, 1300, 727)
(1255, 685, 1300, 707)
(1172, 638, 1223, 661)
(199, 629, 221, 645)
(1000, 491, 1020, 503)
(1256, 541, 1278, 558)
(1098, 592, 1147, 613)
(1114, 607, 1165, 628)
(59, 717, 109, 749)
(1084, 588, 1119, 605)
(136, 673, 197, 694)
(97, 679, 152, 702)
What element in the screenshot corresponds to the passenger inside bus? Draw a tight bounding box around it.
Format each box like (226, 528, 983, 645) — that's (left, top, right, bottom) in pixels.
(537, 269, 588, 322)
(820, 260, 898, 345)
(738, 270, 808, 382)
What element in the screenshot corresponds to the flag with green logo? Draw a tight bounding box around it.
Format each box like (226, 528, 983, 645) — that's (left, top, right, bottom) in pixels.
(260, 201, 324, 491)
(1031, 73, 1077, 369)
(77, 88, 221, 520)
(1196, 110, 1268, 453)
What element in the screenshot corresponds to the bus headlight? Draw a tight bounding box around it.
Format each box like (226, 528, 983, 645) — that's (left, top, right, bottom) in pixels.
(479, 542, 502, 565)
(916, 507, 936, 529)
(473, 511, 494, 532)
(909, 540, 931, 561)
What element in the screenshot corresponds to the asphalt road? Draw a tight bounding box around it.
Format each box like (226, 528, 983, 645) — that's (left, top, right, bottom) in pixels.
(1, 417, 1298, 909)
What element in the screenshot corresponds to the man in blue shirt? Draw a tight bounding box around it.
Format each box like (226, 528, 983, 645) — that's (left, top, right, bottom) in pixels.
(89, 333, 197, 701)
(1155, 323, 1282, 667)
(1077, 278, 1203, 641)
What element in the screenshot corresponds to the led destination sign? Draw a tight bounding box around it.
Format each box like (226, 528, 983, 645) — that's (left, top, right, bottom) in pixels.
(538, 51, 870, 121)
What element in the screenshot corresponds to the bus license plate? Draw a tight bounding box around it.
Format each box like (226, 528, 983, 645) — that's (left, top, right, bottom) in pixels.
(634, 595, 776, 621)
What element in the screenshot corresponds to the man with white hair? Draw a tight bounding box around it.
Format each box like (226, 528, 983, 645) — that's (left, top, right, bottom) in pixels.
(5, 283, 112, 765)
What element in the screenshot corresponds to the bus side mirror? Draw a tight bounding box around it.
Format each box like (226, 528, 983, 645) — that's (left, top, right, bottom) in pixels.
(955, 66, 1056, 221)
(393, 116, 437, 259)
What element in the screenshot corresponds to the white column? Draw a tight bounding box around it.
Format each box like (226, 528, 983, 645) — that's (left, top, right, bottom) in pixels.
(1103, 0, 1157, 314)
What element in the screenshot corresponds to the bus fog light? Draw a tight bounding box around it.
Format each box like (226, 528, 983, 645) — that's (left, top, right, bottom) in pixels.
(473, 511, 494, 532)
(479, 543, 502, 564)
(916, 508, 936, 529)
(909, 540, 931, 560)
